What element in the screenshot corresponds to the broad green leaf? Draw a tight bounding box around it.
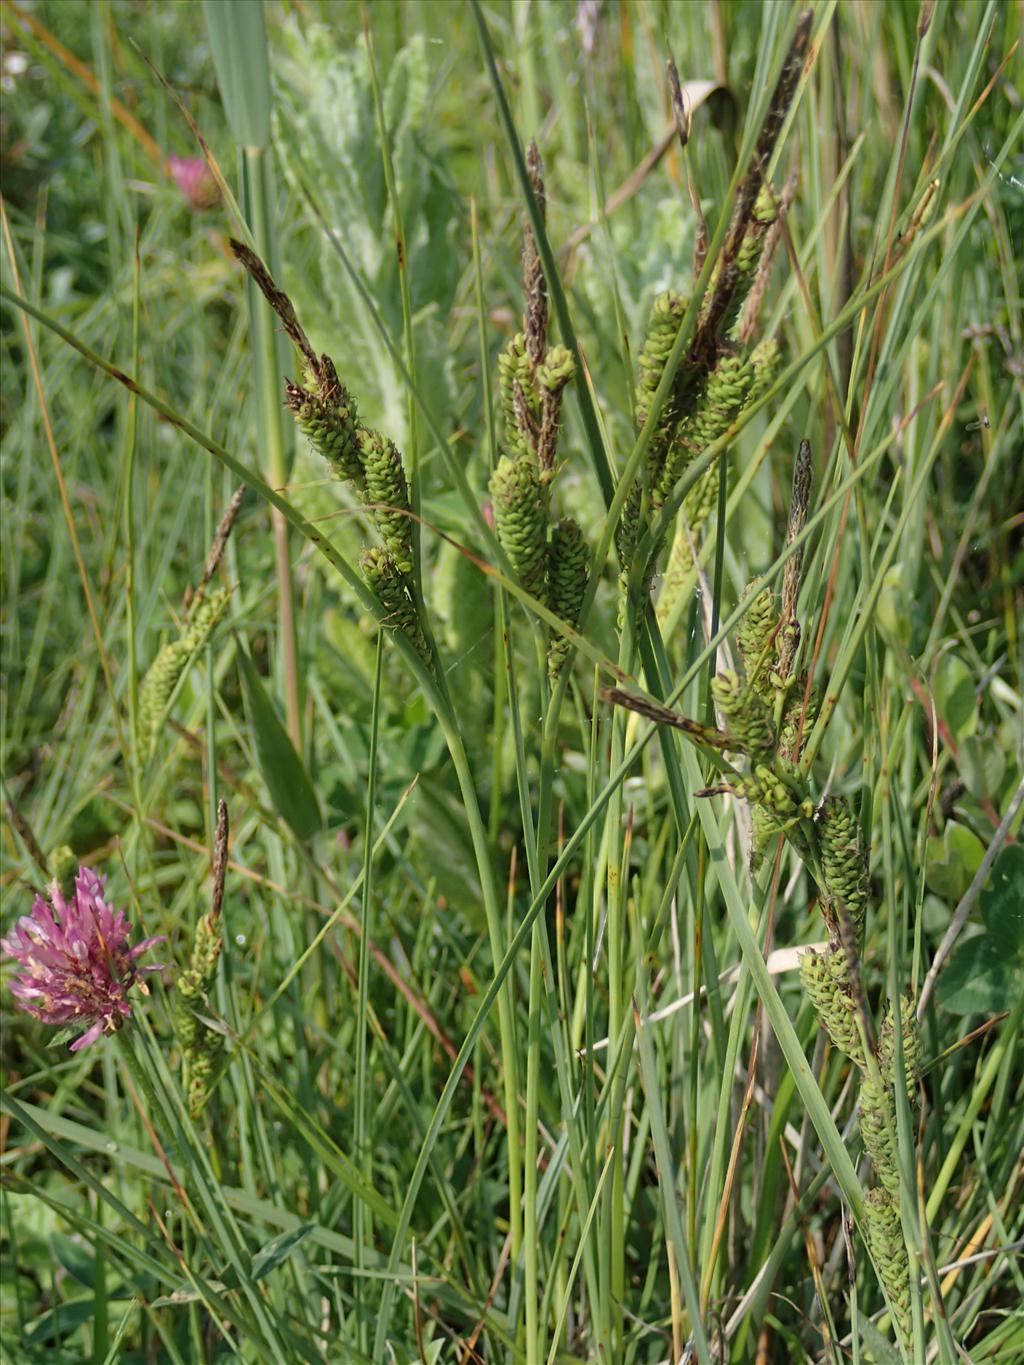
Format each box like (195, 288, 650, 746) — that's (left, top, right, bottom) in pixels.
(250, 1225, 314, 1282)
(49, 1232, 97, 1289)
(236, 647, 322, 842)
(203, 0, 271, 147)
(957, 734, 1006, 802)
(937, 933, 1024, 1014)
(875, 562, 911, 648)
(980, 844, 1024, 954)
(934, 653, 978, 744)
(925, 820, 985, 901)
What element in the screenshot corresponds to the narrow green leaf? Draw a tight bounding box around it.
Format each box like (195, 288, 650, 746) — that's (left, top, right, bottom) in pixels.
(250, 1225, 314, 1283)
(202, 0, 271, 148)
(236, 646, 321, 841)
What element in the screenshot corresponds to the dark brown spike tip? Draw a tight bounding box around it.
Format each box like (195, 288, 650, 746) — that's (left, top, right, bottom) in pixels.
(229, 238, 318, 372)
(601, 687, 733, 750)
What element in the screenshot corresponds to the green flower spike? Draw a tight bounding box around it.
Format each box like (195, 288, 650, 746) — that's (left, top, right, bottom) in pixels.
(864, 1188, 912, 1350)
(498, 333, 537, 458)
(489, 453, 549, 605)
(737, 578, 779, 692)
(547, 518, 589, 679)
(711, 669, 776, 756)
(361, 548, 430, 664)
(877, 997, 921, 1104)
(535, 346, 576, 475)
(819, 796, 869, 935)
(778, 678, 820, 761)
(138, 589, 230, 763)
(799, 943, 867, 1069)
(285, 360, 363, 489)
(746, 336, 780, 406)
(636, 290, 687, 487)
(360, 428, 414, 575)
(860, 1069, 901, 1197)
(176, 799, 228, 1120)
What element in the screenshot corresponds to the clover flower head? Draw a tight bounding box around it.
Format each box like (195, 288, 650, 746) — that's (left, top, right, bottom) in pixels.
(1, 867, 164, 1051)
(168, 155, 219, 211)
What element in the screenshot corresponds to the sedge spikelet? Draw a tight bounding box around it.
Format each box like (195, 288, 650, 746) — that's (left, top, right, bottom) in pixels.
(737, 579, 779, 692)
(635, 290, 686, 487)
(360, 429, 414, 575)
(547, 518, 589, 678)
(861, 1070, 901, 1196)
(535, 346, 575, 474)
(285, 363, 363, 488)
(711, 670, 776, 755)
(498, 334, 538, 458)
(799, 943, 867, 1069)
(490, 453, 549, 605)
(779, 678, 820, 761)
(361, 548, 430, 664)
(138, 589, 230, 762)
(877, 997, 921, 1104)
(863, 1188, 912, 1350)
(175, 910, 224, 1117)
(745, 335, 780, 407)
(819, 796, 869, 935)
(522, 140, 549, 366)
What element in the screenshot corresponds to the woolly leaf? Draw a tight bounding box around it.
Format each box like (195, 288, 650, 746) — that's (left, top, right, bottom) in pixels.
(237, 648, 322, 842)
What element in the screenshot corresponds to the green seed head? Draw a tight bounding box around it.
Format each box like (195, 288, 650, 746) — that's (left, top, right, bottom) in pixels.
(737, 580, 779, 691)
(864, 1187, 912, 1349)
(819, 796, 869, 935)
(711, 669, 776, 755)
(498, 333, 537, 458)
(489, 454, 549, 605)
(799, 943, 867, 1069)
(877, 996, 921, 1103)
(361, 547, 430, 664)
(547, 517, 589, 678)
(285, 376, 363, 487)
(359, 428, 414, 575)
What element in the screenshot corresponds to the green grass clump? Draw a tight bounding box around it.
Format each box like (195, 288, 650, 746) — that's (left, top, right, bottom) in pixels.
(2, 2, 1023, 1363)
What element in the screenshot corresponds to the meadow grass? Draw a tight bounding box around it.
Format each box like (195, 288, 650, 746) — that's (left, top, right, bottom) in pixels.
(1, 1, 1022, 1362)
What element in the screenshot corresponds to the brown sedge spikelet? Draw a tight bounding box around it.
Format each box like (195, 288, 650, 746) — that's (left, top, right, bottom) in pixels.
(360, 428, 414, 575)
(490, 453, 549, 605)
(361, 548, 430, 664)
(863, 1188, 913, 1350)
(523, 139, 549, 367)
(547, 518, 589, 679)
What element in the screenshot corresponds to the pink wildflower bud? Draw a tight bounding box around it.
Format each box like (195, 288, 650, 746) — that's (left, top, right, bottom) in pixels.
(168, 155, 219, 211)
(1, 867, 165, 1051)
